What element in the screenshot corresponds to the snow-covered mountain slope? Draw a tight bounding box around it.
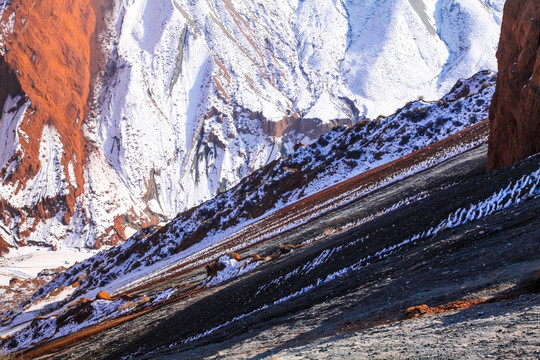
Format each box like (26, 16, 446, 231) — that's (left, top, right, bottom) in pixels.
(0, 71, 496, 332)
(93, 0, 505, 214)
(0, 0, 504, 251)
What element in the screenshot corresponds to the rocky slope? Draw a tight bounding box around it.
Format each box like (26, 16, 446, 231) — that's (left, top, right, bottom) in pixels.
(0, 0, 153, 251)
(0, 0, 505, 251)
(6, 131, 540, 359)
(0, 71, 500, 353)
(488, 0, 540, 169)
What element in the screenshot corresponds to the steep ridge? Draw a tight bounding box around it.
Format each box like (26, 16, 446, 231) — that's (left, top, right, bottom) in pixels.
(488, 0, 540, 169)
(0, 0, 121, 251)
(92, 0, 505, 218)
(0, 72, 498, 352)
(0, 0, 505, 252)
(55, 150, 540, 359)
(0, 0, 160, 251)
(51, 71, 495, 300)
(4, 109, 540, 358)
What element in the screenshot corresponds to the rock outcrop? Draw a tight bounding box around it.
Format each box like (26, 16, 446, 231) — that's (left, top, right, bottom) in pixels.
(488, 0, 540, 169)
(0, 0, 153, 252)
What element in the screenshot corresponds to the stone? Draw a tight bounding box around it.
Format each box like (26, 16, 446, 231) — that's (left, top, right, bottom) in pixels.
(487, 0, 540, 169)
(96, 290, 112, 300)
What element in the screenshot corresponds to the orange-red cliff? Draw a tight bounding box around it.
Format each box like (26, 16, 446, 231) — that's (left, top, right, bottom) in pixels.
(488, 0, 540, 169)
(0, 0, 113, 251)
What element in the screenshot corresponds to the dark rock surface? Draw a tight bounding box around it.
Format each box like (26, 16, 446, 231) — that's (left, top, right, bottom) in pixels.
(488, 0, 540, 169)
(40, 146, 540, 360)
(0, 56, 22, 110)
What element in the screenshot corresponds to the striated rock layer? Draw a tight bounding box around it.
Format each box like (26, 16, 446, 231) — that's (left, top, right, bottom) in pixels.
(488, 0, 540, 169)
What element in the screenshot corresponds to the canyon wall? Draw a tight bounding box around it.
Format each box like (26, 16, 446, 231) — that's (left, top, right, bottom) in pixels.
(488, 0, 540, 169)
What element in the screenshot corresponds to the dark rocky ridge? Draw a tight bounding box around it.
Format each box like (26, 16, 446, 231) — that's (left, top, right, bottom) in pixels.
(10, 72, 493, 316)
(488, 0, 540, 169)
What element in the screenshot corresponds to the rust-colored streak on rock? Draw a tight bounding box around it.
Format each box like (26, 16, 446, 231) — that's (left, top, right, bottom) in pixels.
(405, 300, 487, 319)
(1, 1, 96, 192)
(0, 236, 8, 255)
(487, 0, 540, 169)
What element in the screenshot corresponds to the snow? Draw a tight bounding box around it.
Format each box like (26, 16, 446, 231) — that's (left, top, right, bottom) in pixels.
(290, 71, 497, 200)
(421, 166, 540, 238)
(1, 280, 179, 352)
(0, 1, 517, 352)
(303, 91, 349, 122)
(2, 71, 533, 354)
(204, 255, 262, 287)
(231, 166, 540, 340)
(0, 0, 505, 251)
(0, 96, 28, 173)
(24, 285, 76, 313)
(0, 246, 98, 286)
(26, 71, 496, 310)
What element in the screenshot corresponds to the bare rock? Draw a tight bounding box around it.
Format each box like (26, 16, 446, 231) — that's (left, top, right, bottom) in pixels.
(96, 290, 112, 301)
(488, 0, 540, 169)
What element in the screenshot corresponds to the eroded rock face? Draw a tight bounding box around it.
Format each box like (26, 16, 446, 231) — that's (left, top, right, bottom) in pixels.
(488, 0, 540, 169)
(0, 0, 148, 252)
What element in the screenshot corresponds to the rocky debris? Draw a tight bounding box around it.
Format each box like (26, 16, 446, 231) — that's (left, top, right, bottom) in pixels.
(31, 71, 495, 308)
(205, 245, 305, 280)
(405, 304, 430, 319)
(205, 261, 226, 279)
(0, 0, 504, 253)
(0, 266, 66, 316)
(488, 0, 540, 169)
(259, 295, 540, 360)
(0, 71, 503, 355)
(0, 118, 496, 356)
(278, 243, 304, 255)
(96, 291, 112, 301)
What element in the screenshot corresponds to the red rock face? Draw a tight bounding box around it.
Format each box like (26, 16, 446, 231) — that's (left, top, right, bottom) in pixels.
(487, 0, 540, 169)
(0, 0, 122, 252)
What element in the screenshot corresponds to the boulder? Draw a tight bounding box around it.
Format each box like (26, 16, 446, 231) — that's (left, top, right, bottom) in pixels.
(96, 290, 112, 301)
